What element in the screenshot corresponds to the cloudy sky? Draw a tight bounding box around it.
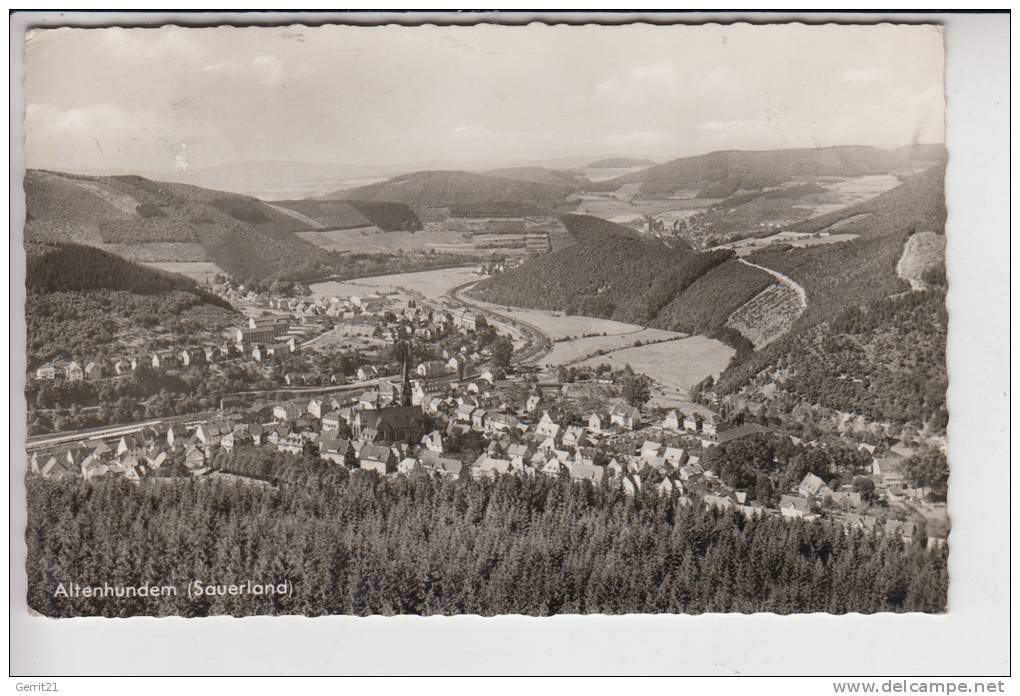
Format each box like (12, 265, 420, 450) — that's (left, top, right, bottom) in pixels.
(23, 22, 944, 174)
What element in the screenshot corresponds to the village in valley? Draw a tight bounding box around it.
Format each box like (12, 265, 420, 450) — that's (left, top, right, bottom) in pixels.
(27, 260, 948, 551)
(20, 22, 957, 621)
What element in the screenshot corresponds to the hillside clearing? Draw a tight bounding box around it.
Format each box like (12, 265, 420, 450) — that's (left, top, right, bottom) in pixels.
(309, 267, 479, 302)
(897, 231, 945, 291)
(541, 328, 685, 367)
(140, 261, 225, 285)
(576, 336, 735, 407)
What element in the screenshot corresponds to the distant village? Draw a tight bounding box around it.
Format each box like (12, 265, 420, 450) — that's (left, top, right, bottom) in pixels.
(29, 281, 947, 551)
(31, 277, 499, 389)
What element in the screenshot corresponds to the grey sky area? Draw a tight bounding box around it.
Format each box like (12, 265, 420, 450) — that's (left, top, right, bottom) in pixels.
(25, 22, 944, 175)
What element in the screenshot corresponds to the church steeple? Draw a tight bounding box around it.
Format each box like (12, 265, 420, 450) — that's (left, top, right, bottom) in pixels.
(400, 335, 413, 407)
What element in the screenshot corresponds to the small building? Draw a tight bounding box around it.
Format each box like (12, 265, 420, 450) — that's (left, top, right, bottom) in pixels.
(610, 403, 640, 431)
(779, 495, 811, 519)
(35, 362, 60, 380)
(320, 436, 352, 465)
(65, 361, 84, 381)
(358, 444, 398, 475)
(662, 410, 682, 431)
(798, 473, 834, 500)
(321, 411, 345, 432)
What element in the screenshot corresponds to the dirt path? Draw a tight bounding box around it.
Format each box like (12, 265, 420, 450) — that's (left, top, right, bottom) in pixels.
(738, 258, 808, 310)
(265, 203, 325, 230)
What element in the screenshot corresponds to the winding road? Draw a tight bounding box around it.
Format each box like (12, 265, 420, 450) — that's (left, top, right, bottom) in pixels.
(737, 258, 808, 311)
(445, 281, 553, 366)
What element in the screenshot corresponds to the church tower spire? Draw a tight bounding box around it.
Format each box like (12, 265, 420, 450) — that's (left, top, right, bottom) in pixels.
(400, 335, 413, 407)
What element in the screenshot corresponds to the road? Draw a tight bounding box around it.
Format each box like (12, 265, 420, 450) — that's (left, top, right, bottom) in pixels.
(26, 277, 545, 452)
(737, 258, 808, 310)
(445, 281, 552, 366)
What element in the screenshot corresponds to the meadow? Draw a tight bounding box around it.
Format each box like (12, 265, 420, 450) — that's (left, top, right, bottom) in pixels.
(577, 335, 735, 406)
(540, 328, 684, 367)
(297, 226, 475, 255)
(141, 261, 225, 285)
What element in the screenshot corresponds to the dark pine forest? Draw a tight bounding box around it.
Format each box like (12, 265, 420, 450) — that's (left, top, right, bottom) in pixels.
(26, 459, 948, 618)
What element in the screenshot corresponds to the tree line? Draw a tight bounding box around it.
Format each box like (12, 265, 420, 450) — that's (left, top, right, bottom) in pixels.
(26, 456, 948, 618)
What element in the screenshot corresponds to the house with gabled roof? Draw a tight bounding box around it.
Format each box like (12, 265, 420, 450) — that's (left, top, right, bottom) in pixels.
(485, 412, 518, 434)
(610, 403, 640, 431)
(663, 447, 687, 466)
(569, 461, 604, 484)
(166, 424, 188, 447)
(662, 410, 682, 431)
(421, 430, 445, 453)
(472, 453, 511, 479)
(183, 446, 206, 470)
(358, 443, 398, 474)
(64, 361, 84, 381)
(562, 425, 587, 448)
(526, 394, 542, 413)
(535, 411, 561, 440)
(116, 435, 142, 457)
(319, 436, 352, 465)
(195, 420, 233, 447)
(798, 473, 834, 500)
(506, 443, 530, 468)
(622, 473, 642, 495)
(779, 495, 812, 519)
(35, 362, 60, 380)
(640, 440, 663, 462)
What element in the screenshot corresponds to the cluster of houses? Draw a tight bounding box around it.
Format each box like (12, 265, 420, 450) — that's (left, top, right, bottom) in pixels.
(32, 314, 323, 383)
(28, 358, 942, 549)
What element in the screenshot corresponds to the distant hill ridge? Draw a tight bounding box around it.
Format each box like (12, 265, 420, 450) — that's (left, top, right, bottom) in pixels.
(320, 169, 577, 212)
(629, 144, 946, 196)
(586, 157, 656, 168)
(24, 169, 340, 281)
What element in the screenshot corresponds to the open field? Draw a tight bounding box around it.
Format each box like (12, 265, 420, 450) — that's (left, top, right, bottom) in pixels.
(572, 195, 713, 225)
(799, 174, 902, 217)
(141, 261, 225, 284)
(576, 335, 735, 407)
(541, 328, 684, 367)
(714, 230, 860, 257)
(297, 226, 476, 254)
(462, 297, 651, 341)
(310, 267, 480, 303)
(304, 323, 385, 352)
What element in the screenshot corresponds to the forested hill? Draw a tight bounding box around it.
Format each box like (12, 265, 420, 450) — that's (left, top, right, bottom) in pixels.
(712, 166, 949, 432)
(268, 199, 423, 232)
(614, 144, 946, 197)
(470, 214, 774, 340)
(24, 169, 334, 281)
(25, 242, 237, 369)
(321, 170, 576, 212)
(27, 242, 230, 310)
